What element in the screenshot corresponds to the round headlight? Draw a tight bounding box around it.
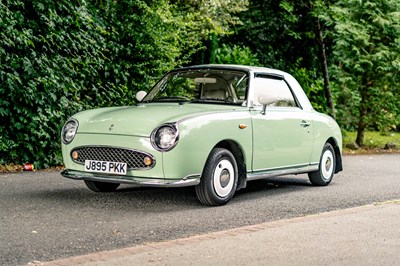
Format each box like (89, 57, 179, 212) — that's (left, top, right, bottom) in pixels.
(151, 124, 179, 151)
(62, 119, 78, 144)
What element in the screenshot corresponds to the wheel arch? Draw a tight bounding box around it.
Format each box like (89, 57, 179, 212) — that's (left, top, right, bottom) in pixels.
(214, 140, 247, 190)
(326, 137, 343, 173)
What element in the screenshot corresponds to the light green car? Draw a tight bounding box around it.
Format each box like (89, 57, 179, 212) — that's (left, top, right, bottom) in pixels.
(61, 65, 343, 206)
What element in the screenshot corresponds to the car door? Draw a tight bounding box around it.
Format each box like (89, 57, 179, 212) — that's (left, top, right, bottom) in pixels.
(251, 75, 314, 172)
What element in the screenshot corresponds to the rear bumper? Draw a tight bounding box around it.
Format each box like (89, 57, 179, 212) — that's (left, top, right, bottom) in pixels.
(61, 169, 200, 188)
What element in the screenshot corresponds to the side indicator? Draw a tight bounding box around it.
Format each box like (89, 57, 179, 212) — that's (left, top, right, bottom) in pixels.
(238, 124, 247, 129)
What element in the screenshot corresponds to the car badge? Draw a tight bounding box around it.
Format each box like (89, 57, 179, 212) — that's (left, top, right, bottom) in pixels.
(109, 124, 114, 131)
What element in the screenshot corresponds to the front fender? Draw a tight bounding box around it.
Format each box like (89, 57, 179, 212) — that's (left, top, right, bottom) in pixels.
(162, 111, 252, 180)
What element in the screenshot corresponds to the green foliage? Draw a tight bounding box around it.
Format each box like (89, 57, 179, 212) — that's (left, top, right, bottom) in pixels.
(0, 0, 110, 167)
(88, 0, 185, 93)
(214, 44, 260, 66)
(2, 0, 400, 167)
(173, 0, 248, 36)
(325, 0, 400, 144)
(223, 1, 289, 69)
(290, 67, 328, 113)
(227, 0, 322, 70)
(0, 0, 244, 168)
(178, 0, 249, 65)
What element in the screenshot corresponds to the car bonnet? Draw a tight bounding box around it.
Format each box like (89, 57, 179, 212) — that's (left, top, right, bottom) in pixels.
(73, 103, 241, 137)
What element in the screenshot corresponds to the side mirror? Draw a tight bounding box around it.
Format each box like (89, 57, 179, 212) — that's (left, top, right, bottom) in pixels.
(258, 93, 295, 114)
(258, 94, 278, 115)
(136, 91, 147, 102)
(258, 94, 279, 106)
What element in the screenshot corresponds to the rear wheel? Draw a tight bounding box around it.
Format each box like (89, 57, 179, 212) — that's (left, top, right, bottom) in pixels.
(308, 143, 336, 186)
(84, 180, 120, 192)
(195, 148, 238, 206)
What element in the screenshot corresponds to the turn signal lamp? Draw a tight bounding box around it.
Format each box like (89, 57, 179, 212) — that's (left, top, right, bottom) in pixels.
(72, 151, 79, 160)
(144, 156, 153, 166)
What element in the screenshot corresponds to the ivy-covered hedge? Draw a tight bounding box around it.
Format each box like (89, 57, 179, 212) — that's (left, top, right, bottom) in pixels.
(1, 0, 113, 167)
(0, 0, 245, 168)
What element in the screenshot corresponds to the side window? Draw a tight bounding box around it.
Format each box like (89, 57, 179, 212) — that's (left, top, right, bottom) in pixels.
(231, 75, 248, 101)
(253, 77, 297, 108)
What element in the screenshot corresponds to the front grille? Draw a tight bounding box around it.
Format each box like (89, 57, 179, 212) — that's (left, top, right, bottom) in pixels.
(71, 146, 155, 170)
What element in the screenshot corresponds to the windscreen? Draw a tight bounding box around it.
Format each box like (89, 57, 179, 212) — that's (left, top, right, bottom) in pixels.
(142, 69, 249, 105)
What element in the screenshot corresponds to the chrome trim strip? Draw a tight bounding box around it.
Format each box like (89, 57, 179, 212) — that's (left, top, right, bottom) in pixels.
(251, 162, 317, 173)
(61, 170, 200, 188)
(247, 164, 319, 181)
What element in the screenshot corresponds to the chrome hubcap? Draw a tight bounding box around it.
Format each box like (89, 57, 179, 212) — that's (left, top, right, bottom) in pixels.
(325, 158, 332, 172)
(220, 169, 230, 188)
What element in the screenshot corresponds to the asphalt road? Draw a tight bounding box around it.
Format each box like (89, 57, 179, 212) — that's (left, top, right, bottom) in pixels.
(1, 154, 400, 265)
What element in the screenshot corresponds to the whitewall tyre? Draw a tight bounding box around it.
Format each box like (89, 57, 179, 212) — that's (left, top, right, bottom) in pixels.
(196, 148, 238, 206)
(308, 143, 336, 186)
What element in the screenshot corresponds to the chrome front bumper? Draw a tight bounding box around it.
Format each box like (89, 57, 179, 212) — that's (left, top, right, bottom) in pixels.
(61, 169, 200, 188)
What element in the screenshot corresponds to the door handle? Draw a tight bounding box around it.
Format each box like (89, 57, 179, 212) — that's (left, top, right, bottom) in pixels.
(300, 120, 310, 127)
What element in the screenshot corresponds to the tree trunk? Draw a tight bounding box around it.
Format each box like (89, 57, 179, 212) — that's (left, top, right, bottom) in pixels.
(356, 87, 369, 147)
(209, 33, 218, 64)
(316, 19, 335, 119)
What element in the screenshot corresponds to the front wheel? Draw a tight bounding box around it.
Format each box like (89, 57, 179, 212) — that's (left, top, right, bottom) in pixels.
(308, 143, 336, 186)
(84, 180, 120, 192)
(195, 148, 238, 206)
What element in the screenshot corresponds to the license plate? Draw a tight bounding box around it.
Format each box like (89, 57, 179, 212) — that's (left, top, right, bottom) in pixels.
(84, 160, 127, 175)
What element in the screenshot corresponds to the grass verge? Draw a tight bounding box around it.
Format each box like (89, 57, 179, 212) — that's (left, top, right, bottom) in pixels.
(343, 131, 400, 155)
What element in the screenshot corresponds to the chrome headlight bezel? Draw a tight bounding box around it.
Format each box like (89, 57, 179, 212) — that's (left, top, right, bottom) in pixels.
(150, 123, 179, 152)
(61, 118, 79, 145)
